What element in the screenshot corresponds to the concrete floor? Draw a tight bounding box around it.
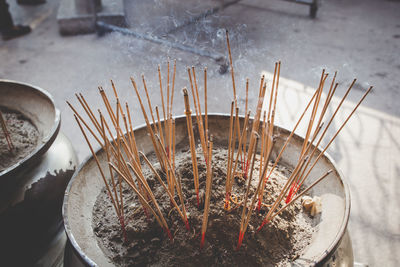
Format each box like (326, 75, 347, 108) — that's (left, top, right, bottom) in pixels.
(1, 0, 399, 265)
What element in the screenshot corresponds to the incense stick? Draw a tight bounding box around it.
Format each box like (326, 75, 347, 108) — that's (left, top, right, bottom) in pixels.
(69, 50, 373, 251)
(131, 77, 165, 169)
(225, 101, 235, 210)
(0, 110, 13, 151)
(155, 134, 190, 230)
(237, 134, 259, 250)
(204, 68, 208, 147)
(226, 30, 237, 109)
(183, 88, 200, 207)
(200, 138, 213, 248)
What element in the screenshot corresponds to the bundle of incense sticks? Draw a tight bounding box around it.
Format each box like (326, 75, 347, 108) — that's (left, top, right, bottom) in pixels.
(69, 31, 372, 250)
(0, 110, 14, 151)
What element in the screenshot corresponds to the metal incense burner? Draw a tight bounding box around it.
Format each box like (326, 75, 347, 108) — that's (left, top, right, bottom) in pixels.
(63, 114, 354, 266)
(0, 80, 78, 266)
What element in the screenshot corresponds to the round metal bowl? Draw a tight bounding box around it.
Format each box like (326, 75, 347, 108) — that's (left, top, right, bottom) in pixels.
(0, 79, 61, 178)
(63, 114, 350, 266)
(0, 80, 77, 266)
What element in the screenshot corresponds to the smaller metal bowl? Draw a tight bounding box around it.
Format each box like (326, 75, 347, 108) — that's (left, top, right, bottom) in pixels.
(0, 80, 61, 178)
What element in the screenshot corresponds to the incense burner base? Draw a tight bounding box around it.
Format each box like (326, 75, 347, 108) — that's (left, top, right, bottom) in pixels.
(0, 132, 77, 266)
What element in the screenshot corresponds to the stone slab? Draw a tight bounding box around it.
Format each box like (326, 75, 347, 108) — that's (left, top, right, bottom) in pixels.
(57, 0, 126, 35)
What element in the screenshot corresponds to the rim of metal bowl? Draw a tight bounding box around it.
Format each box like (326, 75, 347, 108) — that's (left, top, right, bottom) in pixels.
(63, 113, 350, 267)
(0, 79, 61, 178)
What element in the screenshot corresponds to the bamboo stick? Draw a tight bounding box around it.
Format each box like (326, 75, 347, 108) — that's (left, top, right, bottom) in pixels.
(109, 163, 172, 239)
(237, 134, 259, 250)
(67, 101, 104, 148)
(225, 30, 237, 109)
(259, 123, 324, 231)
(225, 101, 235, 210)
(167, 60, 170, 121)
(0, 110, 13, 151)
(231, 110, 251, 179)
(257, 87, 320, 207)
(287, 76, 338, 200)
(225, 107, 240, 209)
(291, 86, 373, 197)
(76, 93, 102, 135)
(155, 134, 190, 230)
(158, 65, 167, 125)
(155, 106, 166, 154)
(131, 77, 165, 169)
(200, 138, 213, 248)
(183, 88, 200, 207)
(204, 67, 208, 147)
(300, 72, 328, 157)
(98, 87, 118, 128)
(188, 67, 208, 160)
(245, 82, 267, 177)
(258, 155, 310, 231)
(142, 75, 158, 133)
(170, 59, 176, 115)
(126, 162, 171, 233)
(140, 152, 186, 224)
(260, 111, 267, 180)
(286, 79, 357, 202)
(100, 115, 122, 214)
(74, 115, 120, 219)
(126, 103, 140, 164)
(172, 118, 176, 169)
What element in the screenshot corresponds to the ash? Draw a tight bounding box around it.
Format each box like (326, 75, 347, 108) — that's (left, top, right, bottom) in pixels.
(93, 146, 316, 266)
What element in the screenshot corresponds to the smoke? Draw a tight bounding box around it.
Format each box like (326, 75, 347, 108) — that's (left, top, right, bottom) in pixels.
(97, 0, 283, 119)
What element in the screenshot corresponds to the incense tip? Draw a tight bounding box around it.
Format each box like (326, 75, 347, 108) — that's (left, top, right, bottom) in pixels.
(257, 221, 267, 232)
(166, 228, 173, 241)
(185, 220, 190, 231)
(183, 88, 188, 95)
(236, 232, 244, 251)
(200, 233, 205, 249)
(257, 200, 261, 212)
